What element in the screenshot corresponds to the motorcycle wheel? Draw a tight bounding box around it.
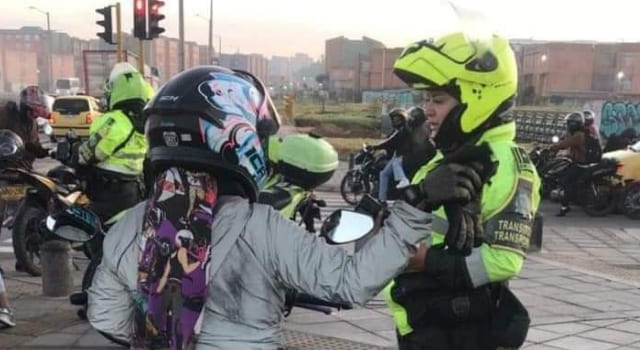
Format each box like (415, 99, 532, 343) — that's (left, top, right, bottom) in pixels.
(623, 183, 640, 220)
(582, 183, 616, 217)
(12, 206, 45, 276)
(340, 170, 370, 206)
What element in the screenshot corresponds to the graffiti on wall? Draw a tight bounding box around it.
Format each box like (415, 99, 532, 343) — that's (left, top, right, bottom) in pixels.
(583, 100, 640, 139)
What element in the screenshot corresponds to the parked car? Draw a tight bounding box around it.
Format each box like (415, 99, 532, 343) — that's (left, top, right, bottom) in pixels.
(50, 96, 103, 138)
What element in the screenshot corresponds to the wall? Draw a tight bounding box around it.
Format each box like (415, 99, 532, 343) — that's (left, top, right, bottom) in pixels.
(584, 100, 640, 138)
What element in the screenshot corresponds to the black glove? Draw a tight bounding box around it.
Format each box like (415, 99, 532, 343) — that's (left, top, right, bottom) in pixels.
(444, 197, 483, 255)
(419, 163, 483, 210)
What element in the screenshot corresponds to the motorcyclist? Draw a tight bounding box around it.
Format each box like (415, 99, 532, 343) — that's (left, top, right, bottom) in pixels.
(402, 106, 436, 177)
(371, 108, 412, 201)
(583, 110, 599, 141)
(550, 112, 588, 216)
(0, 86, 51, 165)
(384, 32, 541, 349)
(77, 63, 153, 222)
(87, 66, 483, 349)
(260, 133, 338, 232)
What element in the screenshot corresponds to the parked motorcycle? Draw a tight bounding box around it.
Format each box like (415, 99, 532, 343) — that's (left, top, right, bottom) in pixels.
(1, 123, 83, 276)
(340, 146, 405, 205)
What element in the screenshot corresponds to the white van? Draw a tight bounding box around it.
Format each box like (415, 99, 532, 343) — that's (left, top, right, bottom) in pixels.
(54, 77, 82, 96)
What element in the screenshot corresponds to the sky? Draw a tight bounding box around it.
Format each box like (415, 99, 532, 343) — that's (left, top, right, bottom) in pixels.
(2, 0, 640, 59)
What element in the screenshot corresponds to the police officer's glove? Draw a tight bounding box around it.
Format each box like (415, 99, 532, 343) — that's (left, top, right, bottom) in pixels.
(413, 163, 483, 211)
(444, 197, 483, 256)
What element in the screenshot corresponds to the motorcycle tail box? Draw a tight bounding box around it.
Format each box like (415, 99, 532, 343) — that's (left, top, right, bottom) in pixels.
(272, 133, 339, 190)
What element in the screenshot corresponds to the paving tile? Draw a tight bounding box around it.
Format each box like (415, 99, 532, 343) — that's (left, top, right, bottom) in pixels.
(535, 322, 595, 334)
(581, 319, 630, 328)
(349, 317, 396, 332)
(526, 328, 565, 343)
(23, 333, 80, 347)
(284, 320, 369, 339)
(545, 336, 618, 350)
(57, 322, 91, 334)
(579, 328, 640, 345)
(75, 329, 124, 347)
(332, 308, 385, 321)
(587, 301, 638, 312)
(522, 344, 567, 350)
(609, 321, 640, 335)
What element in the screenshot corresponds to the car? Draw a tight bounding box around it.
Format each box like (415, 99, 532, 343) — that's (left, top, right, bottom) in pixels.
(603, 141, 640, 182)
(50, 96, 103, 138)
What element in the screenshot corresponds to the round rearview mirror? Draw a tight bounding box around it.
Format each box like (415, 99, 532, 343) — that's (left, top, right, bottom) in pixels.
(320, 209, 375, 245)
(43, 124, 53, 136)
(55, 225, 95, 243)
(551, 135, 560, 144)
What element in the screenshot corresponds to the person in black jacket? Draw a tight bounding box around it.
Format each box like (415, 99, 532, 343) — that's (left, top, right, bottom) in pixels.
(402, 106, 437, 178)
(371, 108, 411, 201)
(0, 86, 50, 166)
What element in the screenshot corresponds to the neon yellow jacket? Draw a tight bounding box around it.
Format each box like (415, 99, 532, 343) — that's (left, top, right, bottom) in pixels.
(384, 121, 541, 336)
(78, 110, 147, 176)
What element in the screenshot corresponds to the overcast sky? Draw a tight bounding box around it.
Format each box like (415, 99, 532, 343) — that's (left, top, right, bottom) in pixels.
(2, 0, 639, 59)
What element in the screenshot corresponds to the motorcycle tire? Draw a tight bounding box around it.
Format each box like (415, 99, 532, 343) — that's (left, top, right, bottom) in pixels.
(340, 170, 370, 206)
(582, 184, 616, 217)
(623, 183, 640, 220)
(12, 205, 45, 277)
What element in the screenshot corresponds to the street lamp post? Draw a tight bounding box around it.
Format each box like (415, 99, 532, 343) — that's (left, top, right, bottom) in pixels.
(28, 6, 52, 92)
(195, 13, 222, 64)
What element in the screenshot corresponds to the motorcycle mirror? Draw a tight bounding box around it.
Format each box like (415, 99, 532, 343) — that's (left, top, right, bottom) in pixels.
(43, 123, 53, 136)
(552, 135, 560, 144)
(55, 224, 95, 243)
(320, 209, 375, 245)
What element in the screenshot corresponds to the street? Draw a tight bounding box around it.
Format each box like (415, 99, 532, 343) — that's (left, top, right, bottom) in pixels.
(3, 154, 640, 349)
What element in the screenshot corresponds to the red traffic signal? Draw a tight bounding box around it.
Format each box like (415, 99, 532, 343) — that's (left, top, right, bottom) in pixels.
(133, 0, 147, 39)
(148, 0, 165, 39)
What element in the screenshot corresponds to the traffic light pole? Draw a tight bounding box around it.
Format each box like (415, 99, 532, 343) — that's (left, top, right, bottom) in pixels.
(138, 39, 145, 73)
(115, 2, 122, 62)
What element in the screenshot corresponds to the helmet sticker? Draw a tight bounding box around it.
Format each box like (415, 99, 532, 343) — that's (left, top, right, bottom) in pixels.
(198, 73, 261, 127)
(200, 115, 267, 185)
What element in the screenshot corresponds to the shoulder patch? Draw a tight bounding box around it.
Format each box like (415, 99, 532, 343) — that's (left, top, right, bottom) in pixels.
(510, 146, 535, 175)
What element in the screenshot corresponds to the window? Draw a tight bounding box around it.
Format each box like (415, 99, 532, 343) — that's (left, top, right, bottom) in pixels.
(52, 99, 90, 114)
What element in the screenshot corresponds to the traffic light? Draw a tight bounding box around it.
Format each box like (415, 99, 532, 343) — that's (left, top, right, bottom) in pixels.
(96, 6, 114, 44)
(148, 0, 165, 39)
(133, 0, 147, 39)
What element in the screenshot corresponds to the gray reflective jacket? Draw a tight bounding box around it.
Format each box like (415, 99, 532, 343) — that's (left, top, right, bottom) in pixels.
(88, 196, 431, 349)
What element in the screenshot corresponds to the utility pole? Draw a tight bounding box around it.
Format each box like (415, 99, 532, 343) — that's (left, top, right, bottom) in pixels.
(115, 2, 122, 62)
(178, 0, 185, 71)
(208, 0, 213, 64)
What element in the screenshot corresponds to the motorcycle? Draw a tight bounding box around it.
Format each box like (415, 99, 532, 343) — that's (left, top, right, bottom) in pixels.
(44, 203, 130, 347)
(340, 145, 406, 205)
(3, 124, 83, 276)
(546, 158, 622, 217)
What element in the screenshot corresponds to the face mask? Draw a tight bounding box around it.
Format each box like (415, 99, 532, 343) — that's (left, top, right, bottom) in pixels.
(133, 167, 218, 350)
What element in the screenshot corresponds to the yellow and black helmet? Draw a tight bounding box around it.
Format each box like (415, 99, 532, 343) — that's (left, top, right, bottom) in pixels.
(393, 32, 517, 149)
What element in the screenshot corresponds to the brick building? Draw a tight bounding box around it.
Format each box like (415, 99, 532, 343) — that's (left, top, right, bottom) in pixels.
(517, 41, 640, 104)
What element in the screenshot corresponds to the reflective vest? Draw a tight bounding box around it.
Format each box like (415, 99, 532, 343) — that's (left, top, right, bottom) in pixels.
(79, 110, 147, 176)
(384, 122, 541, 336)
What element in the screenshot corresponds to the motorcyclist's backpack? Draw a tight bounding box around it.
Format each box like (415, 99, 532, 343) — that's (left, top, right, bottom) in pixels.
(585, 133, 602, 163)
